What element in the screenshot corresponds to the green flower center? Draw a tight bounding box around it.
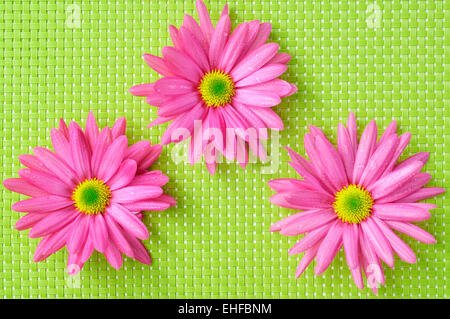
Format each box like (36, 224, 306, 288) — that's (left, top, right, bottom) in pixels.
(72, 178, 111, 215)
(333, 184, 374, 224)
(198, 70, 235, 107)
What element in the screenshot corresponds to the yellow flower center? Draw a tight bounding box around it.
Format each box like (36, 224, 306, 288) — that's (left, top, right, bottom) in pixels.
(198, 70, 235, 107)
(333, 184, 374, 224)
(72, 178, 111, 215)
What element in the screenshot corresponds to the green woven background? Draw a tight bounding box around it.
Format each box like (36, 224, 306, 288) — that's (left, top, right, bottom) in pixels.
(0, 0, 448, 298)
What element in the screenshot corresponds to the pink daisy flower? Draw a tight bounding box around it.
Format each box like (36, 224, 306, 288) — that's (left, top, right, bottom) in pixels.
(269, 112, 445, 294)
(3, 112, 176, 275)
(130, 0, 297, 175)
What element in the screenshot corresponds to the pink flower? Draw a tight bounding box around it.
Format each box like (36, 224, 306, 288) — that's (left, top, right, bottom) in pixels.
(130, 0, 297, 175)
(269, 112, 445, 294)
(3, 112, 176, 275)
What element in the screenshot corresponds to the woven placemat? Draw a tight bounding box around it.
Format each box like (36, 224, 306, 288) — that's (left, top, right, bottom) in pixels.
(0, 0, 448, 298)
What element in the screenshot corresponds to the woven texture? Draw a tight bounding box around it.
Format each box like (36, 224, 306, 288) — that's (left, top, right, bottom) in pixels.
(0, 0, 448, 298)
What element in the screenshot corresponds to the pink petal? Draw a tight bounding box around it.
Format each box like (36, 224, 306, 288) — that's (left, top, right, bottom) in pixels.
(218, 23, 249, 73)
(195, 0, 214, 44)
(162, 47, 203, 83)
(154, 77, 195, 95)
(236, 64, 287, 88)
(308, 124, 327, 139)
(179, 26, 210, 71)
(67, 214, 90, 254)
(343, 223, 359, 269)
(395, 187, 445, 203)
(157, 92, 200, 117)
(12, 195, 73, 213)
(104, 212, 134, 257)
(270, 210, 304, 232)
(129, 83, 155, 97)
(360, 217, 394, 267)
(111, 117, 127, 139)
(380, 132, 411, 176)
(104, 242, 123, 270)
(148, 116, 174, 128)
(50, 128, 73, 167)
(286, 161, 329, 195)
(239, 20, 260, 57)
(314, 135, 347, 191)
(368, 160, 424, 199)
(246, 105, 284, 130)
(168, 25, 183, 51)
(337, 123, 355, 180)
(270, 190, 333, 210)
(230, 43, 280, 82)
(359, 134, 399, 187)
(3, 178, 48, 198)
(29, 207, 77, 238)
(182, 14, 208, 53)
(58, 118, 70, 139)
(146, 93, 171, 107)
(372, 217, 416, 263)
(92, 213, 108, 253)
(125, 140, 152, 165)
(352, 120, 377, 184)
(247, 22, 272, 53)
(385, 221, 437, 244)
(372, 203, 432, 222)
(394, 152, 429, 172)
(91, 127, 113, 174)
(80, 236, 94, 263)
(97, 135, 128, 183)
(161, 102, 206, 145)
(303, 134, 335, 192)
(142, 53, 173, 77)
(232, 102, 268, 139)
(108, 159, 137, 190)
(15, 213, 47, 230)
(130, 171, 169, 186)
(279, 209, 337, 236)
(346, 112, 358, 154)
(208, 14, 231, 68)
(107, 203, 149, 240)
(377, 120, 397, 146)
(122, 200, 171, 212)
(69, 122, 92, 180)
(288, 223, 330, 255)
(205, 144, 217, 175)
(18, 168, 72, 197)
(267, 178, 315, 193)
(359, 232, 385, 286)
(221, 3, 228, 16)
(121, 229, 152, 265)
(315, 221, 344, 275)
(350, 266, 364, 290)
(113, 185, 163, 203)
(33, 225, 70, 262)
(234, 88, 281, 108)
(85, 111, 99, 153)
(269, 52, 292, 65)
(241, 79, 293, 98)
(138, 144, 163, 170)
(295, 243, 320, 279)
(155, 194, 177, 206)
(18, 154, 49, 173)
(33, 147, 78, 186)
(376, 172, 431, 203)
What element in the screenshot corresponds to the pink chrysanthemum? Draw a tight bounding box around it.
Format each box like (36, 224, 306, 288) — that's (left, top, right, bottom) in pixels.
(269, 112, 445, 294)
(130, 0, 297, 175)
(3, 112, 176, 274)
